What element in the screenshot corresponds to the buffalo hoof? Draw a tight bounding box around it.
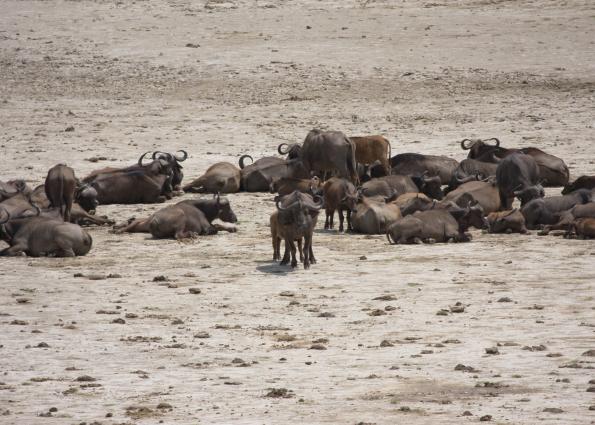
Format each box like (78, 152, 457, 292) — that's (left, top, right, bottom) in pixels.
(280, 259, 289, 266)
(426, 238, 436, 244)
(291, 261, 298, 268)
(537, 230, 548, 236)
(303, 262, 310, 270)
(505, 228, 513, 234)
(413, 237, 423, 244)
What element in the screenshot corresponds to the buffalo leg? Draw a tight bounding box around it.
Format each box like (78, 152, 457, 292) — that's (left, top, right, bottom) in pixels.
(287, 239, 298, 268)
(273, 236, 281, 261)
(297, 238, 304, 262)
(113, 218, 151, 233)
(213, 223, 237, 233)
(338, 209, 345, 232)
(346, 209, 352, 231)
(309, 242, 316, 264)
(0, 244, 27, 256)
(280, 240, 290, 265)
(303, 233, 312, 269)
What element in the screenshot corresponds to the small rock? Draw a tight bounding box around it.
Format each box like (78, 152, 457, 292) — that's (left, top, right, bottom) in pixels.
(543, 408, 564, 414)
(156, 402, 172, 409)
(64, 126, 75, 132)
(111, 318, 125, 324)
(310, 344, 327, 350)
(582, 349, 595, 357)
(16, 298, 30, 304)
(185, 43, 200, 48)
(188, 288, 201, 294)
(462, 411, 472, 416)
(125, 313, 138, 319)
(436, 309, 449, 316)
(497, 297, 512, 302)
(380, 340, 394, 347)
(75, 375, 96, 382)
(194, 331, 210, 339)
(36, 342, 49, 348)
(480, 415, 492, 421)
(153, 275, 168, 282)
(587, 387, 595, 392)
(49, 407, 57, 413)
(368, 309, 386, 316)
(485, 347, 499, 355)
(373, 294, 396, 301)
(279, 291, 294, 297)
(265, 388, 293, 398)
(450, 303, 465, 313)
(318, 312, 335, 318)
(359, 255, 367, 260)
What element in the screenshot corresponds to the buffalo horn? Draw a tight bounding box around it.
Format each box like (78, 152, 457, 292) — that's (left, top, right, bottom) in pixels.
(484, 137, 500, 147)
(238, 154, 253, 169)
(277, 143, 289, 155)
(174, 150, 188, 162)
(460, 138, 474, 150)
(138, 151, 152, 166)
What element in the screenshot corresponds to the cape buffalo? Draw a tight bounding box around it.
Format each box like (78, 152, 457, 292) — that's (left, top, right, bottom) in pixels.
(394, 193, 433, 216)
(349, 135, 391, 175)
(273, 190, 322, 269)
(443, 180, 501, 214)
(390, 153, 459, 185)
(113, 196, 238, 239)
(562, 175, 595, 195)
(573, 217, 595, 239)
(461, 138, 569, 187)
(0, 210, 92, 257)
(358, 160, 389, 183)
(521, 189, 592, 229)
(270, 176, 321, 196)
(322, 177, 358, 232)
(45, 164, 76, 222)
(386, 202, 486, 244)
(0, 179, 31, 202)
(83, 152, 174, 204)
(487, 209, 528, 234)
(446, 158, 498, 193)
(496, 153, 544, 208)
(539, 202, 595, 235)
(351, 195, 402, 234)
(239, 155, 308, 192)
(0, 192, 40, 218)
(153, 150, 188, 190)
(183, 162, 241, 194)
(301, 129, 358, 184)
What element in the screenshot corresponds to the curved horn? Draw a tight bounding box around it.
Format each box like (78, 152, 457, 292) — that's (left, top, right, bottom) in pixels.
(302, 195, 323, 211)
(138, 151, 152, 166)
(238, 154, 253, 169)
(456, 174, 478, 185)
(460, 139, 474, 150)
(174, 150, 188, 162)
(278, 143, 289, 155)
(275, 199, 288, 211)
(484, 137, 500, 147)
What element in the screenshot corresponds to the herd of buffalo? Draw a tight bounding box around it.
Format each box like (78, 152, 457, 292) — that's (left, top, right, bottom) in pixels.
(1, 128, 594, 267)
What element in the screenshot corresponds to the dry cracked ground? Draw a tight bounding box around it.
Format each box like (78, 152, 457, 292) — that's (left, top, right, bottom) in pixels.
(1, 0, 594, 424)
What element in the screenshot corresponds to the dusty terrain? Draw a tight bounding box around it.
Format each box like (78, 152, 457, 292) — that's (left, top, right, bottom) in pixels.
(1, 0, 595, 424)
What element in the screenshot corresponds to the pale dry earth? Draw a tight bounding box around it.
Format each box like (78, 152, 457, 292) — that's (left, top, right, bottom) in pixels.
(1, 0, 595, 424)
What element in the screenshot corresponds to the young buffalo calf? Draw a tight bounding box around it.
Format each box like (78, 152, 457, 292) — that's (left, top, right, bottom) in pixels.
(113, 195, 237, 240)
(323, 177, 358, 232)
(573, 217, 595, 239)
(487, 209, 528, 234)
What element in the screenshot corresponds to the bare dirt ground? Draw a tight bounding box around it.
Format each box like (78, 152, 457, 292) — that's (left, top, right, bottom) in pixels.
(1, 1, 595, 424)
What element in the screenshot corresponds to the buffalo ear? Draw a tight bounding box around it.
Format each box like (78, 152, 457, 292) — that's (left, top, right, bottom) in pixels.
(385, 191, 398, 203)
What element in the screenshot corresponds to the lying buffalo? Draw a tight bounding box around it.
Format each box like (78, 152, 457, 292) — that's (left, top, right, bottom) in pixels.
(461, 138, 569, 187)
(351, 195, 402, 234)
(443, 180, 501, 214)
(521, 189, 592, 229)
(272, 190, 322, 269)
(562, 175, 595, 195)
(496, 153, 544, 208)
(270, 176, 321, 196)
(83, 152, 174, 204)
(358, 160, 389, 183)
(394, 193, 433, 216)
(539, 202, 595, 235)
(322, 177, 358, 232)
(183, 162, 240, 193)
(573, 217, 595, 239)
(446, 158, 498, 193)
(239, 154, 308, 192)
(153, 150, 188, 190)
(386, 202, 486, 244)
(360, 174, 442, 200)
(0, 210, 92, 257)
(0, 179, 31, 202)
(113, 196, 238, 239)
(390, 153, 459, 185)
(487, 209, 528, 234)
(0, 192, 40, 218)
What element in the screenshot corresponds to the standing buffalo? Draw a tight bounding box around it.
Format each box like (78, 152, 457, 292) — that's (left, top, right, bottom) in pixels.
(461, 138, 569, 187)
(272, 191, 322, 269)
(390, 153, 459, 185)
(496, 153, 544, 208)
(113, 195, 238, 239)
(322, 177, 358, 232)
(386, 202, 486, 244)
(301, 129, 358, 183)
(183, 162, 240, 194)
(45, 164, 76, 222)
(349, 135, 392, 175)
(0, 209, 92, 257)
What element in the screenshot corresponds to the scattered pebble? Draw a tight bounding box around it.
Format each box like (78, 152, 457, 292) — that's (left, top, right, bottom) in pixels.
(188, 288, 201, 294)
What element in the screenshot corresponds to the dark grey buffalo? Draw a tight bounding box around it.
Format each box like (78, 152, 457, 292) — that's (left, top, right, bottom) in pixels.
(0, 210, 92, 257)
(113, 196, 238, 239)
(301, 129, 358, 183)
(45, 164, 76, 222)
(521, 189, 592, 229)
(562, 176, 595, 195)
(239, 154, 308, 192)
(359, 174, 442, 200)
(390, 153, 459, 185)
(153, 150, 188, 191)
(539, 202, 595, 235)
(386, 202, 486, 244)
(461, 138, 569, 187)
(0, 179, 31, 202)
(447, 158, 498, 193)
(496, 153, 544, 208)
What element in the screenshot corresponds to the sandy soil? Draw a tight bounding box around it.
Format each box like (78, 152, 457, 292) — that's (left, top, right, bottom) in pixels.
(1, 0, 595, 424)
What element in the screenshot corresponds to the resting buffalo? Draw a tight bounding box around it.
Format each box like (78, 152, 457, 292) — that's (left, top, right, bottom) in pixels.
(351, 195, 402, 234)
(239, 154, 307, 192)
(390, 153, 459, 185)
(521, 189, 592, 229)
(301, 129, 358, 183)
(349, 135, 391, 175)
(30, 185, 113, 226)
(153, 150, 188, 190)
(358, 160, 389, 183)
(183, 162, 240, 193)
(0, 179, 31, 202)
(0, 210, 92, 257)
(360, 174, 442, 199)
(446, 158, 498, 193)
(113, 196, 237, 239)
(45, 164, 76, 222)
(277, 143, 302, 160)
(496, 153, 544, 208)
(394, 193, 433, 216)
(461, 138, 569, 187)
(322, 177, 358, 232)
(539, 202, 595, 235)
(487, 209, 528, 234)
(443, 180, 501, 214)
(562, 176, 595, 195)
(83, 152, 174, 204)
(386, 202, 486, 244)
(270, 176, 321, 196)
(273, 190, 322, 269)
(573, 217, 595, 239)
(0, 192, 40, 218)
